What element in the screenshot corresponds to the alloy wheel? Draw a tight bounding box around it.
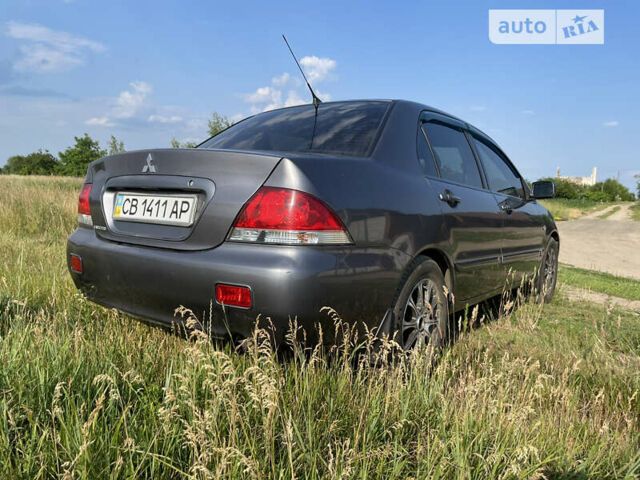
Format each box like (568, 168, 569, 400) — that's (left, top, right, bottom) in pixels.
(402, 278, 443, 350)
(543, 244, 558, 295)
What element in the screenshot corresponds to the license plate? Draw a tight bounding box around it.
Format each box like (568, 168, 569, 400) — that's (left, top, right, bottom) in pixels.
(113, 192, 197, 227)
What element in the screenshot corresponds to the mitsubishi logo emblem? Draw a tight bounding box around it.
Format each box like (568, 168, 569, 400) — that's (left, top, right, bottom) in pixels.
(142, 153, 156, 173)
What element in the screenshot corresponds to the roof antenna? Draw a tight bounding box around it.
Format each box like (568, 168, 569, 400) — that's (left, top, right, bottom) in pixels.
(282, 34, 322, 109)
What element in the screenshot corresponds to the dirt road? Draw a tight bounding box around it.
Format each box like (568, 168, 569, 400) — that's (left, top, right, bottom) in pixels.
(557, 203, 640, 280)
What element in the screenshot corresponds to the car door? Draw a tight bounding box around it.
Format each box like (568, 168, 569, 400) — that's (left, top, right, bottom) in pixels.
(468, 130, 546, 286)
(419, 112, 505, 302)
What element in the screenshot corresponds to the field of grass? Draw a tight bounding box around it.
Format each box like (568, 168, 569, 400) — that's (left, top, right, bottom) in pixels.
(631, 202, 640, 221)
(538, 198, 613, 221)
(1, 175, 639, 479)
(558, 264, 640, 301)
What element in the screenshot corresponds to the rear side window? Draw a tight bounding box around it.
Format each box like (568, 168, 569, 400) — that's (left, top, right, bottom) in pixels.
(422, 121, 483, 189)
(199, 101, 390, 157)
(472, 136, 524, 199)
(417, 127, 438, 177)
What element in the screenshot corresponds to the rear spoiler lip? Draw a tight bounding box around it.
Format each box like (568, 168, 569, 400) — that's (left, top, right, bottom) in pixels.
(197, 146, 372, 161)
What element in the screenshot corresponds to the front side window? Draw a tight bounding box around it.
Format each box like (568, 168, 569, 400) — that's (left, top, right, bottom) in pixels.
(422, 121, 483, 189)
(199, 101, 390, 157)
(472, 136, 524, 199)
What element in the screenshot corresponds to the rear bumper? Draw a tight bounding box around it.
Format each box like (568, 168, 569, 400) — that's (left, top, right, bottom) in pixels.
(67, 228, 410, 344)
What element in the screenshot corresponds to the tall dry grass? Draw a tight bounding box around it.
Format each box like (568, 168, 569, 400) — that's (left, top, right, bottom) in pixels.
(0, 175, 639, 479)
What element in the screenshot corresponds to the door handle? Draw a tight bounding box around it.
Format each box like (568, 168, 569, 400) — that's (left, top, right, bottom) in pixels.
(439, 190, 461, 207)
(500, 202, 513, 214)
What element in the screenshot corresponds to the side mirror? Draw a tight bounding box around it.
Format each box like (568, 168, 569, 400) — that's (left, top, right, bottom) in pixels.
(531, 180, 556, 199)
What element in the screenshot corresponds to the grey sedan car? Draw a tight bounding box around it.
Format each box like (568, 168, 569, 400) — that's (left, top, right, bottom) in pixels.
(67, 100, 558, 350)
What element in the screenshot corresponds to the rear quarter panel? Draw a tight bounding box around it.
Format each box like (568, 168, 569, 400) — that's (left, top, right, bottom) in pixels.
(263, 101, 452, 292)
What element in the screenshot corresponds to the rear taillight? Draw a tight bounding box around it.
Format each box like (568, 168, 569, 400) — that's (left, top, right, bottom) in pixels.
(216, 283, 252, 308)
(228, 187, 352, 245)
(77, 183, 93, 227)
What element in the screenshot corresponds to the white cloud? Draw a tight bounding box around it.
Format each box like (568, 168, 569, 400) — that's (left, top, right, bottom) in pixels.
(244, 86, 281, 105)
(14, 44, 83, 73)
(85, 116, 114, 127)
(5, 21, 105, 73)
(241, 55, 337, 113)
(229, 113, 246, 123)
(6, 21, 105, 52)
(603, 120, 619, 127)
(84, 81, 153, 126)
(148, 114, 183, 124)
(272, 72, 291, 87)
(0, 91, 221, 161)
(299, 56, 336, 83)
(82, 80, 188, 128)
(283, 90, 305, 107)
(316, 90, 332, 102)
(114, 81, 152, 119)
(522, 109, 535, 115)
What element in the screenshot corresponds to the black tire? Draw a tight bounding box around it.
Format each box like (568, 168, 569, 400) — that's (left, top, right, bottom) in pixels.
(537, 238, 559, 303)
(391, 257, 449, 353)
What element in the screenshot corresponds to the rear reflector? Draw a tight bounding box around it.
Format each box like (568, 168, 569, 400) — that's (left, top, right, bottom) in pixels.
(77, 183, 93, 227)
(215, 284, 252, 308)
(70, 254, 83, 274)
(229, 187, 352, 245)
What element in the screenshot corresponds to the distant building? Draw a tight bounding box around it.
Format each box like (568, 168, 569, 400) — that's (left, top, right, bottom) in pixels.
(556, 166, 597, 186)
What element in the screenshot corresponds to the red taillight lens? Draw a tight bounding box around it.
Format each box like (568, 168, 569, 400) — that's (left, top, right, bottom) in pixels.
(229, 187, 351, 245)
(70, 254, 83, 274)
(235, 187, 343, 230)
(216, 284, 252, 308)
(78, 183, 92, 215)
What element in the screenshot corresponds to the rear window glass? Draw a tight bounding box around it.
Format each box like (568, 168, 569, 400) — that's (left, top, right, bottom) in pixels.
(199, 101, 389, 157)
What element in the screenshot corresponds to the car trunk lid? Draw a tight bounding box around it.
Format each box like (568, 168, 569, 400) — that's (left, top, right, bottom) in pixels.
(87, 148, 282, 250)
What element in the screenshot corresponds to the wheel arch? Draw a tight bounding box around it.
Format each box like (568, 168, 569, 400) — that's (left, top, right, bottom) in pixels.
(414, 247, 454, 294)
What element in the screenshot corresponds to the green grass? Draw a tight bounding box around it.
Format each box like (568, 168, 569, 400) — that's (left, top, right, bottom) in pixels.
(599, 205, 621, 219)
(631, 202, 640, 221)
(558, 264, 640, 301)
(539, 198, 613, 221)
(1, 175, 639, 479)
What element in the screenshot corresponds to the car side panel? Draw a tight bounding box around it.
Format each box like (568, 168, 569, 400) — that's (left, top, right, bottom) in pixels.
(498, 195, 547, 284)
(429, 178, 505, 300)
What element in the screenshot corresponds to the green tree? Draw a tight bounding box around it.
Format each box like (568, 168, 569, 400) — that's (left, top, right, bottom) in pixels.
(591, 178, 635, 201)
(2, 150, 59, 175)
(635, 174, 640, 198)
(58, 134, 107, 177)
(538, 177, 586, 200)
(170, 138, 198, 149)
(538, 177, 635, 201)
(207, 112, 233, 137)
(108, 135, 125, 155)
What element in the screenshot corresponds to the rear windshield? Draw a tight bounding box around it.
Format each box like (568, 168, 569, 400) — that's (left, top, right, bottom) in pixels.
(199, 101, 390, 157)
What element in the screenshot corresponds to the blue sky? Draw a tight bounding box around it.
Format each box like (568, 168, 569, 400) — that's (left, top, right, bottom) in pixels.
(1, 0, 638, 190)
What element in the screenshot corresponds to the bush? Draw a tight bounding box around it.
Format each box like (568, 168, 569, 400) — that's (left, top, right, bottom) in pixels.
(538, 177, 635, 201)
(583, 190, 609, 202)
(596, 178, 635, 201)
(1, 150, 60, 175)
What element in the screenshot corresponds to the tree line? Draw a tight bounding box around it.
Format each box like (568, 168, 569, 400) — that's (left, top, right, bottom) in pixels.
(1, 112, 232, 177)
(537, 176, 637, 202)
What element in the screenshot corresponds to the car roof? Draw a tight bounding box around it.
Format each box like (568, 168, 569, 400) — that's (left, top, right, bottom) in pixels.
(208, 99, 500, 153)
(256, 98, 482, 133)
